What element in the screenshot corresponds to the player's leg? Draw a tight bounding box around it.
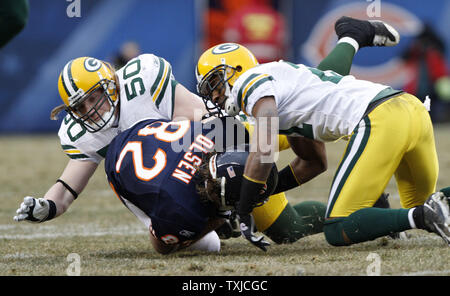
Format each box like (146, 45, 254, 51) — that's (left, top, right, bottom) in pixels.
(261, 199, 326, 244)
(392, 95, 450, 244)
(323, 98, 414, 246)
(394, 94, 439, 209)
(324, 94, 450, 246)
(292, 201, 326, 235)
(318, 17, 400, 75)
(317, 42, 356, 76)
(0, 0, 29, 48)
(186, 230, 221, 252)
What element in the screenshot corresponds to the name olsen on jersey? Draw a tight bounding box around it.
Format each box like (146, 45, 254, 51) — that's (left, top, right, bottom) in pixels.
(171, 134, 215, 184)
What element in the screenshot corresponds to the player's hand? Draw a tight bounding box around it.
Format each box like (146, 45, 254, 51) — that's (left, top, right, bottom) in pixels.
(238, 213, 270, 252)
(13, 196, 51, 223)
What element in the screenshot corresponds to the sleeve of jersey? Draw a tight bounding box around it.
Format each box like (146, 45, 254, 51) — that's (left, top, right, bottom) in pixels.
(59, 141, 102, 163)
(58, 121, 103, 164)
(234, 73, 276, 116)
(144, 54, 178, 119)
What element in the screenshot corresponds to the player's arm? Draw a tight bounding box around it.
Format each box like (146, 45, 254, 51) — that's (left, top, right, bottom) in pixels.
(243, 97, 278, 181)
(273, 136, 327, 194)
(14, 159, 98, 222)
(236, 96, 278, 251)
(172, 83, 207, 121)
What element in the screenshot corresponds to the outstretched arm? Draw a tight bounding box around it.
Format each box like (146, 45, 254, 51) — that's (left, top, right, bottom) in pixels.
(14, 159, 98, 222)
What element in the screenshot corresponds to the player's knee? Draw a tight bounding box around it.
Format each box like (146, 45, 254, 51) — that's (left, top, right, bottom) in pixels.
(323, 219, 350, 247)
(187, 231, 221, 253)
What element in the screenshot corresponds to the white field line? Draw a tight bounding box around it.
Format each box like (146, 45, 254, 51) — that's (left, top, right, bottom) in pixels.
(3, 252, 35, 259)
(0, 223, 147, 240)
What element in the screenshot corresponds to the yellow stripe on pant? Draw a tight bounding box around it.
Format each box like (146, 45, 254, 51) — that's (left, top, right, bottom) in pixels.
(326, 93, 439, 218)
(242, 121, 291, 231)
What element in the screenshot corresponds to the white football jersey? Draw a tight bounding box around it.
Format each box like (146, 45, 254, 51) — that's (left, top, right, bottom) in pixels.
(58, 54, 180, 163)
(231, 61, 398, 142)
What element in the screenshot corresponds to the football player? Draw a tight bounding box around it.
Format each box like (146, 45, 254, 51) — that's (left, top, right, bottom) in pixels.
(13, 53, 225, 251)
(104, 116, 278, 254)
(196, 16, 450, 249)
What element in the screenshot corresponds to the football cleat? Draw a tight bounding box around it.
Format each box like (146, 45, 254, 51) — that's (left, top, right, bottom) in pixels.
(335, 16, 400, 48)
(423, 192, 450, 245)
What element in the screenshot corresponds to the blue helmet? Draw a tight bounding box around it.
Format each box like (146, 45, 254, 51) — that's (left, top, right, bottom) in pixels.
(209, 149, 278, 210)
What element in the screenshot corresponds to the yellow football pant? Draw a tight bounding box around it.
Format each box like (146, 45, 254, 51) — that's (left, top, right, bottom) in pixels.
(326, 93, 439, 218)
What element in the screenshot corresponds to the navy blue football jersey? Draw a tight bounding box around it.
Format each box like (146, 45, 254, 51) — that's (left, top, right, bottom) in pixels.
(105, 117, 248, 245)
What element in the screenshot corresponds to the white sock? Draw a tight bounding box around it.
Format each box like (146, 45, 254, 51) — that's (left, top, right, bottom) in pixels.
(187, 231, 221, 252)
(408, 208, 417, 229)
(337, 37, 359, 52)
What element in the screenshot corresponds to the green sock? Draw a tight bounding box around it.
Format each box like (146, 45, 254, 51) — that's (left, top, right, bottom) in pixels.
(264, 201, 326, 244)
(317, 42, 356, 75)
(324, 208, 412, 246)
(440, 187, 450, 197)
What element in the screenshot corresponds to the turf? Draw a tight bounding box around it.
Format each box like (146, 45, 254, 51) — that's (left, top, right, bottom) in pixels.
(0, 124, 449, 276)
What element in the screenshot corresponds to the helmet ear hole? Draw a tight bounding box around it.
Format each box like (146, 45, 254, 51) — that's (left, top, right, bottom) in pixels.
(236, 65, 242, 72)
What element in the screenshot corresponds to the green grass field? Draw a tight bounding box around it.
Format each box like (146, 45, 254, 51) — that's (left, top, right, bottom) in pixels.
(0, 124, 450, 276)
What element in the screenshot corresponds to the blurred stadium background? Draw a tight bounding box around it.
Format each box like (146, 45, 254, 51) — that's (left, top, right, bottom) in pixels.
(2, 0, 450, 133)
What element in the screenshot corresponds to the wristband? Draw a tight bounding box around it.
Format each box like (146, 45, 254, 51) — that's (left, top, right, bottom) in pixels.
(272, 164, 301, 194)
(43, 200, 57, 222)
(237, 176, 267, 216)
(56, 179, 79, 200)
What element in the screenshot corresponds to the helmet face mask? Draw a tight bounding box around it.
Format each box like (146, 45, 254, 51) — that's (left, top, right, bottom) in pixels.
(197, 64, 236, 117)
(67, 79, 117, 133)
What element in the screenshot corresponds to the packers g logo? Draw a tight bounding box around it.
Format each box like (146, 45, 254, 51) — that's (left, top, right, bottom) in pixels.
(212, 43, 240, 55)
(84, 57, 102, 72)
